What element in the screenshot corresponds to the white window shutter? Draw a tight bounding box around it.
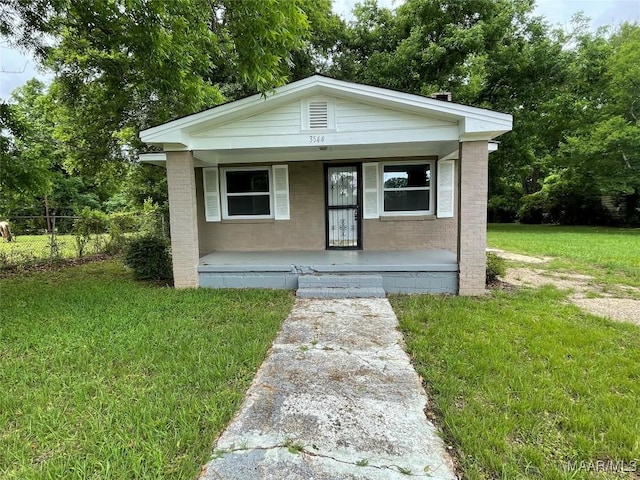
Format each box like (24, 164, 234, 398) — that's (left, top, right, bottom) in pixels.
(362, 162, 380, 219)
(272, 164, 290, 220)
(437, 160, 455, 218)
(203, 167, 221, 222)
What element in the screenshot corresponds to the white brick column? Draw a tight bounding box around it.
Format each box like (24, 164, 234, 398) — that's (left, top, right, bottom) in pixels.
(166, 151, 200, 288)
(457, 141, 489, 295)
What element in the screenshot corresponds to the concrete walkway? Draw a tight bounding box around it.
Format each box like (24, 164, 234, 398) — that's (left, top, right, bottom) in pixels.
(200, 299, 458, 480)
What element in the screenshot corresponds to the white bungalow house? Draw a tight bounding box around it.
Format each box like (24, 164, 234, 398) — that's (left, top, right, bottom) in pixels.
(139, 75, 512, 296)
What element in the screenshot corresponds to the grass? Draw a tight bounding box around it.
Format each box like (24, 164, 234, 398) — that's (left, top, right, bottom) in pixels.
(487, 224, 640, 287)
(391, 289, 640, 480)
(0, 260, 294, 479)
(0, 234, 107, 267)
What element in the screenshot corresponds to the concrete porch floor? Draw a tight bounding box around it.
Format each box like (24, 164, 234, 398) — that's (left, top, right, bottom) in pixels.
(197, 249, 459, 294)
(198, 249, 458, 273)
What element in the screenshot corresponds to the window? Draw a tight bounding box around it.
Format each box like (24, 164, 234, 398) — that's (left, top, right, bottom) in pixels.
(381, 162, 432, 215)
(221, 167, 272, 218)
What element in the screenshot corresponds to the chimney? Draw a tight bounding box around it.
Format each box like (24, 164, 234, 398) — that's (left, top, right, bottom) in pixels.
(431, 92, 452, 102)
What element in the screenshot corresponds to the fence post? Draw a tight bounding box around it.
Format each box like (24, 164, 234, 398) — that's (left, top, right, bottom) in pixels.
(49, 216, 57, 263)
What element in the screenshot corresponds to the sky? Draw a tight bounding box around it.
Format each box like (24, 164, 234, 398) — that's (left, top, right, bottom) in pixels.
(1, 0, 639, 100)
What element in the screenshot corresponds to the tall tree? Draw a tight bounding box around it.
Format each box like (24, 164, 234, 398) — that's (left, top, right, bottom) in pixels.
(1, 79, 120, 217)
(2, 0, 312, 178)
(551, 23, 640, 223)
(0, 80, 53, 215)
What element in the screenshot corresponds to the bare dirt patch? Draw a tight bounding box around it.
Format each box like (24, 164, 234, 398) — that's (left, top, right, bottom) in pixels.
(487, 248, 552, 264)
(492, 251, 640, 326)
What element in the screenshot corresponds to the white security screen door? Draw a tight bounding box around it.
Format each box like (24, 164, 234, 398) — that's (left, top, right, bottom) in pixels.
(325, 164, 361, 249)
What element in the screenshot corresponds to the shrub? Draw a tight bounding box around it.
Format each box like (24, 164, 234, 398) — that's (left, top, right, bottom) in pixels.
(488, 195, 519, 223)
(104, 212, 137, 255)
(104, 223, 126, 255)
(486, 252, 506, 284)
(517, 191, 547, 224)
(124, 235, 172, 280)
(74, 208, 109, 257)
(139, 198, 165, 237)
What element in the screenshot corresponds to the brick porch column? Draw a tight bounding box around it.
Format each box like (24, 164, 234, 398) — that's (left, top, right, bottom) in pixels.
(457, 141, 489, 295)
(166, 151, 200, 288)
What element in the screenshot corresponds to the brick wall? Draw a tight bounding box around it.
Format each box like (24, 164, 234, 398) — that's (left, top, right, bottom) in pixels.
(457, 141, 489, 295)
(364, 158, 458, 252)
(166, 151, 199, 288)
(363, 217, 457, 251)
(196, 158, 457, 254)
(197, 162, 326, 253)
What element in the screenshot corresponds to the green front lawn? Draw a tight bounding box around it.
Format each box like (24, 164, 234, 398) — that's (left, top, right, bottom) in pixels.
(392, 289, 640, 479)
(0, 234, 106, 268)
(0, 261, 293, 479)
(487, 224, 640, 287)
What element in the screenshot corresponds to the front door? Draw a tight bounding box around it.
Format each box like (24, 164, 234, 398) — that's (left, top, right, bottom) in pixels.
(325, 164, 362, 249)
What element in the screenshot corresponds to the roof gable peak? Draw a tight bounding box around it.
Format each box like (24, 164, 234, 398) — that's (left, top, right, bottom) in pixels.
(140, 75, 512, 145)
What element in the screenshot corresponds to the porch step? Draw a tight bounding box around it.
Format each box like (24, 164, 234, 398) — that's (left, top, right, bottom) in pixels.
(296, 274, 386, 298)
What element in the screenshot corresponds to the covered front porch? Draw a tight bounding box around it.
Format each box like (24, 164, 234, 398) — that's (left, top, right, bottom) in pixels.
(140, 75, 512, 295)
(198, 249, 458, 294)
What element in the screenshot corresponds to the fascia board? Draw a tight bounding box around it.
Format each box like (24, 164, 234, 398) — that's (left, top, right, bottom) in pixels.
(139, 153, 167, 162)
(461, 116, 513, 138)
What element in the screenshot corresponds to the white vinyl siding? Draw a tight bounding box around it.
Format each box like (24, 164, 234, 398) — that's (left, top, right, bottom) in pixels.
(193, 103, 301, 137)
(335, 99, 456, 133)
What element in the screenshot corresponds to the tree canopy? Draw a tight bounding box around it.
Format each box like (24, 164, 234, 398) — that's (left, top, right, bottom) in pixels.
(1, 0, 638, 225)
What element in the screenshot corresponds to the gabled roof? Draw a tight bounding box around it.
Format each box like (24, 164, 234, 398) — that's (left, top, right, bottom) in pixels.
(140, 75, 512, 147)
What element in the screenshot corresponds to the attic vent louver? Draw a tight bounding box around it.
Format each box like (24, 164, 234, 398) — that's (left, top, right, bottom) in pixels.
(308, 101, 329, 128)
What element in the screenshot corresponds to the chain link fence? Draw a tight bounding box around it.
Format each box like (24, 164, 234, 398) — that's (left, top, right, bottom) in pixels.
(0, 212, 168, 271)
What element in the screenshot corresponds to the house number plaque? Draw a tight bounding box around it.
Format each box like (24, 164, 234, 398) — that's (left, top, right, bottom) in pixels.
(309, 135, 325, 144)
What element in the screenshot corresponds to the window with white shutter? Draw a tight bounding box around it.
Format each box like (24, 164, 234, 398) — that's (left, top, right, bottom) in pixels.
(217, 165, 290, 220)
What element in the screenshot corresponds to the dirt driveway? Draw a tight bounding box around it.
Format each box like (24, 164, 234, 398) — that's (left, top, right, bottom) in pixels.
(490, 249, 640, 326)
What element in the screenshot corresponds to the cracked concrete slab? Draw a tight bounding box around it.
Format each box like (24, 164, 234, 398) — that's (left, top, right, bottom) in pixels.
(199, 298, 457, 479)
